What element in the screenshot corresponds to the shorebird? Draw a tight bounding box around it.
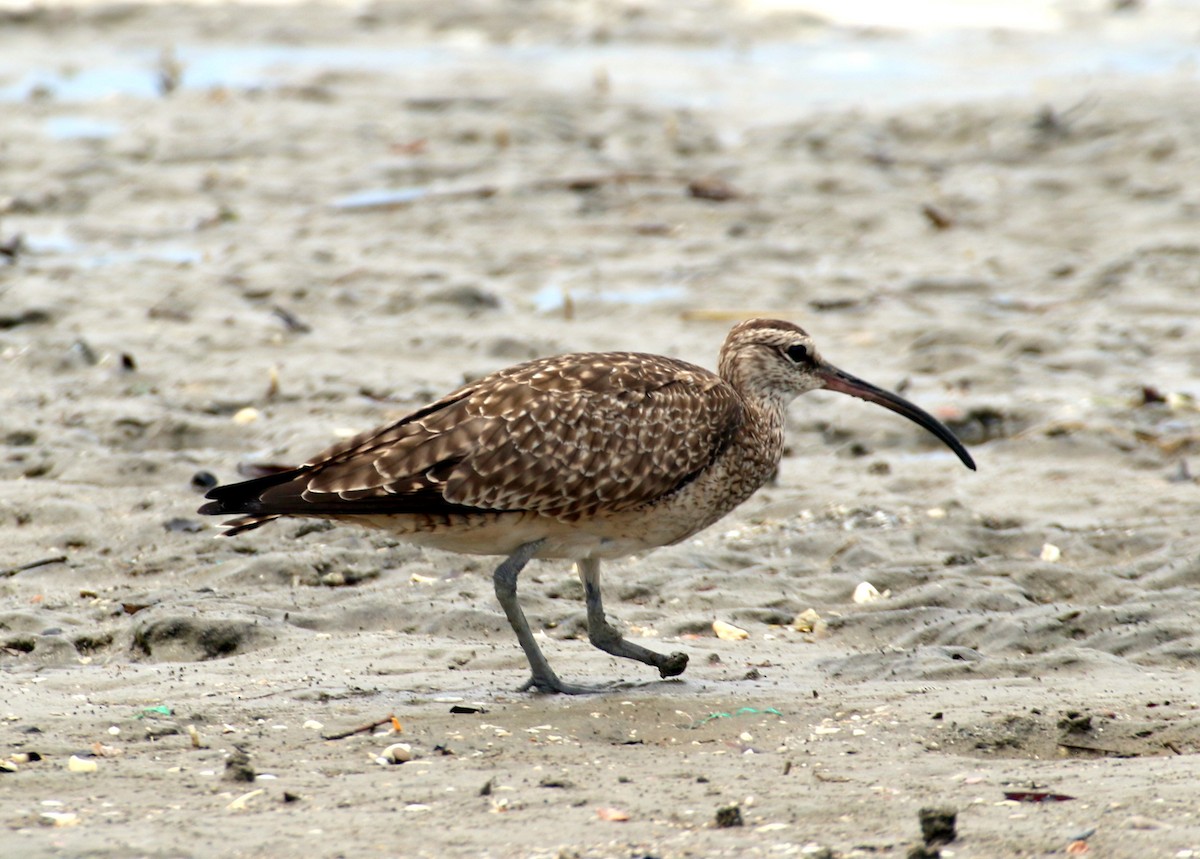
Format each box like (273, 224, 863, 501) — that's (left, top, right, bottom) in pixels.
(200, 318, 975, 694)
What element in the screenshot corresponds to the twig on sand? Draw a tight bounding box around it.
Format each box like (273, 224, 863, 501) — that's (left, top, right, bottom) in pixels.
(322, 715, 400, 741)
(331, 172, 694, 214)
(1, 555, 67, 578)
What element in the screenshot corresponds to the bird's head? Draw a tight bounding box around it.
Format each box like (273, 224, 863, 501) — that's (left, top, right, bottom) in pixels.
(719, 318, 976, 470)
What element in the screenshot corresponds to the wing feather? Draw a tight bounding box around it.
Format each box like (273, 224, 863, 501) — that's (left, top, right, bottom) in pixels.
(223, 352, 745, 521)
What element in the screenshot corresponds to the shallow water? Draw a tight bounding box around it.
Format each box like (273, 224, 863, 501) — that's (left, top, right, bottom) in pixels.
(4, 30, 1197, 120)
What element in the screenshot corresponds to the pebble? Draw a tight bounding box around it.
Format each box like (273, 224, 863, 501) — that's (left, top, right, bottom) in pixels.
(67, 755, 98, 773)
(382, 742, 413, 764)
(302, 719, 324, 731)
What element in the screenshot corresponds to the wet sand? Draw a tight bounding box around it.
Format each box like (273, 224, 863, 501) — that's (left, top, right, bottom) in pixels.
(2, 2, 1200, 856)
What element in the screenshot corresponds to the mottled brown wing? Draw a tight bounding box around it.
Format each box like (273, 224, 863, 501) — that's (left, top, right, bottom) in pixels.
(259, 351, 744, 521)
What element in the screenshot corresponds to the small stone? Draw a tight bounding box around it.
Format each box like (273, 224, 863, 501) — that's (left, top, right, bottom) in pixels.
(190, 470, 218, 491)
(383, 742, 412, 764)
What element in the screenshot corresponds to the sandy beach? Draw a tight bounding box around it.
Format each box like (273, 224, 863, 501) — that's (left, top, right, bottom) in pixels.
(2, 1, 1200, 856)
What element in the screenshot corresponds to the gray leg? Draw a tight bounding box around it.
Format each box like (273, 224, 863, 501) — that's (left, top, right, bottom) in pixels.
(578, 558, 689, 679)
(492, 541, 597, 695)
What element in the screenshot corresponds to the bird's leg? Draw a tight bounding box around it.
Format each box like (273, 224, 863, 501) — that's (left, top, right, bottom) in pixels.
(578, 558, 689, 679)
(492, 541, 599, 695)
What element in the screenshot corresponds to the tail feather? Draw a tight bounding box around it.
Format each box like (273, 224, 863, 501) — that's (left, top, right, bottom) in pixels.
(217, 514, 282, 536)
(198, 466, 309, 534)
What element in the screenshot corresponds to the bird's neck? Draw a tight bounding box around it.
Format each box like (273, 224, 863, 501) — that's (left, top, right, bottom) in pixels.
(720, 391, 787, 493)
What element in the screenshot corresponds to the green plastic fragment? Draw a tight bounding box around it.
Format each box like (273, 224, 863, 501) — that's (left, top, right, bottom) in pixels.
(136, 705, 174, 718)
(690, 706, 784, 728)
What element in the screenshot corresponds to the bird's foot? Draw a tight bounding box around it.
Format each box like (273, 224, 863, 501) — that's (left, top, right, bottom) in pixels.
(656, 651, 689, 679)
(517, 672, 608, 696)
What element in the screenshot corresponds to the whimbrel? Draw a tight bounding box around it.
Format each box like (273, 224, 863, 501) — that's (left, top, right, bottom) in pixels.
(200, 319, 975, 694)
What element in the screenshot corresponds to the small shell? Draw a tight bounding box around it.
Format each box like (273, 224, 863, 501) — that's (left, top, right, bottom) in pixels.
(596, 806, 630, 822)
(852, 582, 887, 604)
(790, 608, 827, 636)
(67, 755, 98, 774)
(1040, 543, 1061, 562)
(40, 811, 80, 827)
(713, 620, 749, 641)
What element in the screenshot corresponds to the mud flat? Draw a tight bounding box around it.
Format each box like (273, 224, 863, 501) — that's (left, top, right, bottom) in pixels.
(2, 2, 1199, 856)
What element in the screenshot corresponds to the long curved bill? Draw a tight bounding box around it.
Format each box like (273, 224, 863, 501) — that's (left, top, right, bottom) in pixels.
(818, 363, 976, 471)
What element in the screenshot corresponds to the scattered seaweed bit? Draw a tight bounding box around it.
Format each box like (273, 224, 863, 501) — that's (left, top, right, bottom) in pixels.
(1140, 385, 1167, 405)
(0, 308, 51, 328)
(1004, 791, 1075, 803)
(918, 807, 957, 846)
(0, 231, 24, 263)
(714, 805, 743, 828)
(688, 176, 740, 201)
(271, 305, 311, 333)
(921, 202, 955, 230)
(942, 405, 1019, 444)
(164, 517, 203, 533)
(224, 748, 256, 782)
(1058, 711, 1094, 734)
(449, 704, 487, 715)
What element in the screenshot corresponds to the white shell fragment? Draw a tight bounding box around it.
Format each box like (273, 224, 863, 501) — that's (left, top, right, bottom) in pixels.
(852, 582, 888, 604)
(40, 811, 80, 827)
(232, 407, 260, 425)
(1040, 542, 1062, 562)
(67, 755, 98, 773)
(713, 619, 749, 641)
(227, 788, 265, 811)
(791, 608, 828, 637)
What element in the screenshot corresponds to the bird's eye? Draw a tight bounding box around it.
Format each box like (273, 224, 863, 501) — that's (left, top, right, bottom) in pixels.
(785, 343, 811, 364)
